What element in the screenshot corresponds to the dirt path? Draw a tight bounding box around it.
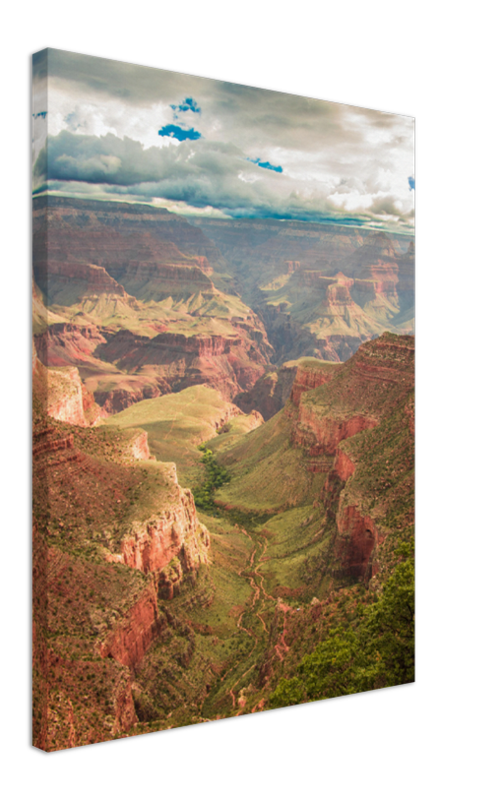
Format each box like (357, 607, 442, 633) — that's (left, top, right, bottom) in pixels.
(221, 524, 276, 707)
(195, 515, 294, 719)
(274, 601, 291, 661)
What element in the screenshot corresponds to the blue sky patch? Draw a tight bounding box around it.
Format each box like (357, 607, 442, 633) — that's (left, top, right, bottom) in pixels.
(158, 124, 202, 142)
(170, 97, 201, 115)
(248, 158, 283, 173)
(408, 176, 415, 190)
(33, 111, 48, 119)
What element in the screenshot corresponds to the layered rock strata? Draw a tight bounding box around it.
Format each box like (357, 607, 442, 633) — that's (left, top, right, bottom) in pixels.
(105, 463, 210, 583)
(284, 334, 414, 580)
(234, 361, 299, 420)
(290, 360, 339, 406)
(98, 579, 160, 669)
(95, 329, 269, 402)
(31, 403, 210, 750)
(196, 218, 414, 362)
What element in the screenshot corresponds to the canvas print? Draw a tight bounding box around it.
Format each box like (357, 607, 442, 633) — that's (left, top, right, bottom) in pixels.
(32, 49, 415, 752)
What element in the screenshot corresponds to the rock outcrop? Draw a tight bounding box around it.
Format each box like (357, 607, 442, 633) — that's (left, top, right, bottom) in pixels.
(130, 431, 151, 461)
(35, 323, 108, 369)
(290, 360, 339, 406)
(290, 407, 377, 458)
(98, 579, 160, 669)
(45, 367, 88, 426)
(93, 328, 270, 402)
(233, 361, 298, 420)
(105, 463, 210, 581)
(333, 505, 379, 580)
(31, 389, 211, 750)
(218, 334, 414, 586)
(32, 340, 101, 427)
(283, 356, 378, 471)
(315, 334, 415, 581)
(93, 379, 172, 414)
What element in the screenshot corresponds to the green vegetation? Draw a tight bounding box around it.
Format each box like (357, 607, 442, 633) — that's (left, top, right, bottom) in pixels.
(192, 445, 231, 510)
(339, 390, 415, 556)
(33, 197, 416, 749)
(104, 385, 238, 485)
(132, 516, 262, 728)
(269, 552, 414, 708)
(212, 411, 321, 514)
(208, 413, 264, 454)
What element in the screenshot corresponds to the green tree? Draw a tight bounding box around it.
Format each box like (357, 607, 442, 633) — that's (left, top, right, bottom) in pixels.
(269, 558, 414, 709)
(193, 445, 231, 510)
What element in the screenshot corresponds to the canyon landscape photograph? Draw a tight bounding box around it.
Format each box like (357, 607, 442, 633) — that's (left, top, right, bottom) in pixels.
(32, 49, 415, 751)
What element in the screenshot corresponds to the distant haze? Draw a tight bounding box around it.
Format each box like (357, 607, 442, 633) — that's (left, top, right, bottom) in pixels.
(33, 49, 414, 232)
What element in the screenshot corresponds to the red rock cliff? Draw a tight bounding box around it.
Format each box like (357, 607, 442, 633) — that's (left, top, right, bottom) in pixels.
(98, 578, 160, 669)
(105, 462, 210, 588)
(45, 367, 88, 427)
(95, 328, 270, 401)
(32, 420, 212, 749)
(130, 431, 151, 460)
(35, 323, 107, 368)
(286, 335, 414, 582)
(333, 505, 379, 580)
(290, 406, 377, 457)
(286, 358, 377, 459)
(234, 362, 298, 420)
(290, 361, 335, 406)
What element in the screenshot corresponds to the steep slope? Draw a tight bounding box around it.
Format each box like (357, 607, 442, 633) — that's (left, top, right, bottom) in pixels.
(200, 333, 414, 712)
(104, 384, 254, 486)
(32, 381, 210, 749)
(32, 340, 102, 426)
(212, 333, 414, 590)
(233, 359, 300, 420)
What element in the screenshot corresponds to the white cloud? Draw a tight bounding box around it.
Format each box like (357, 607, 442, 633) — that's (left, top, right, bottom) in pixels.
(33, 50, 414, 230)
(238, 171, 260, 183)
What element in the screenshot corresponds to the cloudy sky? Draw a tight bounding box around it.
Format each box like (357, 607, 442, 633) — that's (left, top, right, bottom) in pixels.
(32, 49, 414, 231)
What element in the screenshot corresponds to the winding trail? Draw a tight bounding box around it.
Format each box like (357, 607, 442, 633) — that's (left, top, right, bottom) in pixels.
(200, 518, 292, 715)
(221, 524, 278, 708)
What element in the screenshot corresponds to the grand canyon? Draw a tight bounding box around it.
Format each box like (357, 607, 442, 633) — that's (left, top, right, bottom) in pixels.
(33, 49, 414, 751)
